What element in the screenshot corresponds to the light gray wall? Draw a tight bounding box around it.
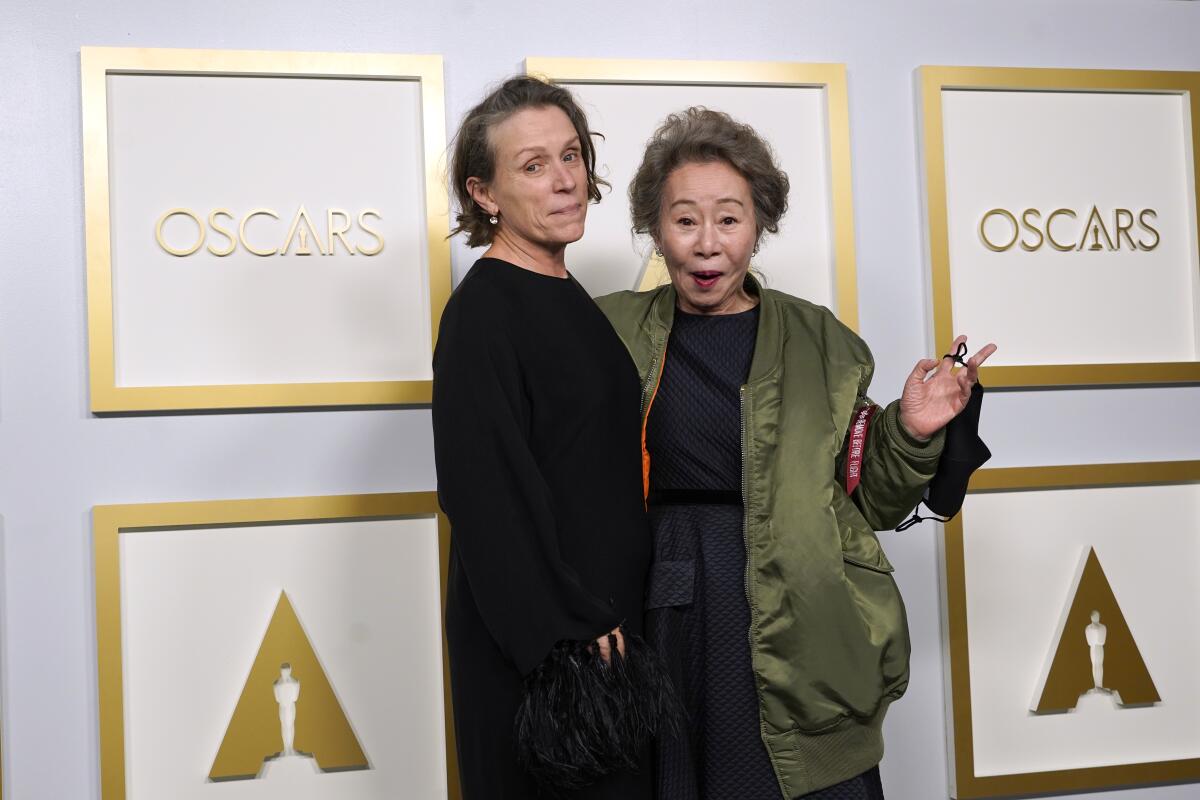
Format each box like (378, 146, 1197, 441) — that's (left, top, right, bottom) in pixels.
(2, 1, 1198, 797)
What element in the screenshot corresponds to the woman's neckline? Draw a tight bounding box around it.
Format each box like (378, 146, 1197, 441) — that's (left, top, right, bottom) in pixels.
(477, 255, 571, 281)
(674, 304, 760, 319)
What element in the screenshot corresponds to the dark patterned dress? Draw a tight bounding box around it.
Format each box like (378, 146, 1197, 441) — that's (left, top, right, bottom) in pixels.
(644, 306, 885, 800)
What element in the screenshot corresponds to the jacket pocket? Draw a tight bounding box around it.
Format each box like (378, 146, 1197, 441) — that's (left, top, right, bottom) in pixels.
(831, 483, 895, 573)
(645, 559, 695, 609)
(837, 552, 911, 710)
(840, 529, 895, 573)
(842, 548, 894, 573)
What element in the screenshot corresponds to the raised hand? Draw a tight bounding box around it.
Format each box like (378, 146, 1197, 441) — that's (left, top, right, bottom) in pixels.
(898, 335, 997, 441)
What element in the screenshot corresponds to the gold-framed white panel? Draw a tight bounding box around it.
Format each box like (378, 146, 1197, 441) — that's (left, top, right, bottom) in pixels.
(526, 58, 859, 329)
(943, 462, 1200, 797)
(82, 47, 451, 412)
(920, 66, 1200, 387)
(93, 493, 458, 800)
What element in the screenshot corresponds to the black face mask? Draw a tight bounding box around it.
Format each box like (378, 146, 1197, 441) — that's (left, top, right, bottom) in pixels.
(895, 343, 992, 532)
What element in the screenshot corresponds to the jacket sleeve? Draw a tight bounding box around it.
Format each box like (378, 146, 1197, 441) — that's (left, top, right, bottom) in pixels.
(849, 398, 945, 530)
(432, 291, 619, 675)
(829, 323, 945, 530)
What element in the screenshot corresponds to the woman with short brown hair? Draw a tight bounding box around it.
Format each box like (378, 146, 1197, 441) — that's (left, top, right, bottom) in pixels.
(432, 76, 674, 799)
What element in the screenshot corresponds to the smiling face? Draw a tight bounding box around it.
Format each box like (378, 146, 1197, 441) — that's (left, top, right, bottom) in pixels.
(656, 159, 758, 315)
(468, 105, 588, 254)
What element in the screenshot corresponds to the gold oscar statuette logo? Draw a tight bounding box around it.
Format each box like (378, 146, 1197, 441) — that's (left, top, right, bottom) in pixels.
(208, 591, 369, 781)
(155, 206, 385, 258)
(978, 207, 1160, 253)
(1031, 547, 1160, 714)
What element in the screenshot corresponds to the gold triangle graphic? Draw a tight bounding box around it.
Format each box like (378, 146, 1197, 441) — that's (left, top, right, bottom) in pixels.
(209, 591, 369, 780)
(1031, 547, 1160, 714)
(635, 250, 671, 292)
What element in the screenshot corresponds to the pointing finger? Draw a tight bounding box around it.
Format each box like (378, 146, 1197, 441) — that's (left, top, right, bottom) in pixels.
(943, 335, 968, 367)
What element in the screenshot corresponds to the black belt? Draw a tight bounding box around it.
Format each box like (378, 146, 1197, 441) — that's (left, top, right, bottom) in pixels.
(647, 489, 742, 506)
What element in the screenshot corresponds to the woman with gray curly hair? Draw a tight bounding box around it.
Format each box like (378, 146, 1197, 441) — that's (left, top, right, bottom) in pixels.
(597, 108, 995, 799)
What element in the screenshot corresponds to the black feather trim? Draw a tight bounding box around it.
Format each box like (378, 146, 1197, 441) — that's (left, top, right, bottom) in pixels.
(513, 625, 681, 794)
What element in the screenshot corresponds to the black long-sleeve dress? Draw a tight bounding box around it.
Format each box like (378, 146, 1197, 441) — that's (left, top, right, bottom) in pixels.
(432, 257, 656, 799)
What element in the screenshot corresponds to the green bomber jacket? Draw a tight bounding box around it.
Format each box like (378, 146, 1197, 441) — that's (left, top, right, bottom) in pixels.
(596, 277, 944, 796)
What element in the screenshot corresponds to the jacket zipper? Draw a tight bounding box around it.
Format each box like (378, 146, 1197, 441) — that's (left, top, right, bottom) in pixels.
(740, 385, 760, 710)
(742, 385, 782, 792)
(637, 341, 668, 505)
(740, 385, 751, 600)
(640, 350, 661, 417)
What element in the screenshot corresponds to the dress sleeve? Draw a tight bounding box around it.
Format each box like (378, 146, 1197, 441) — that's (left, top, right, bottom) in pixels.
(432, 290, 619, 675)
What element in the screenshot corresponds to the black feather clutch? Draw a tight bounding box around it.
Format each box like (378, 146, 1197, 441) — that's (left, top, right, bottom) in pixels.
(513, 627, 681, 794)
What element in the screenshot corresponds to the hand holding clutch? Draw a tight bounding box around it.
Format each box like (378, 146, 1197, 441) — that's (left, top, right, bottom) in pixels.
(592, 626, 626, 664)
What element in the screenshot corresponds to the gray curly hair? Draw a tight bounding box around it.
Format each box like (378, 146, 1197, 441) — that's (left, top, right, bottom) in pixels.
(629, 107, 790, 244)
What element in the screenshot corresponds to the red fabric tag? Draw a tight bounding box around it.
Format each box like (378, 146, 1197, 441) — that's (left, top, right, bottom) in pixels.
(845, 404, 878, 496)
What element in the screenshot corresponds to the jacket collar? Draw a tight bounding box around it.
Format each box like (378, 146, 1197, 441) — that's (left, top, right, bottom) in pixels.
(647, 272, 783, 385)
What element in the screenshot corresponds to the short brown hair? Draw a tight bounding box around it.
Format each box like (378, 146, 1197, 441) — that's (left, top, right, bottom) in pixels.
(629, 107, 789, 243)
(449, 76, 609, 248)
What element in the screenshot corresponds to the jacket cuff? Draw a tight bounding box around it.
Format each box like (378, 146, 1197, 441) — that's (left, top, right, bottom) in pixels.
(879, 400, 945, 463)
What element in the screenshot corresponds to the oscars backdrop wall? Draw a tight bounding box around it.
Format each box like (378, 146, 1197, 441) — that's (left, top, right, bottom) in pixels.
(920, 66, 1200, 386)
(81, 47, 451, 412)
(93, 494, 456, 800)
(528, 58, 860, 328)
(941, 462, 1200, 798)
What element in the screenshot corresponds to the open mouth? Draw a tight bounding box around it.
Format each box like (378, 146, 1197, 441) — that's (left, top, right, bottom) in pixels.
(692, 271, 722, 288)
